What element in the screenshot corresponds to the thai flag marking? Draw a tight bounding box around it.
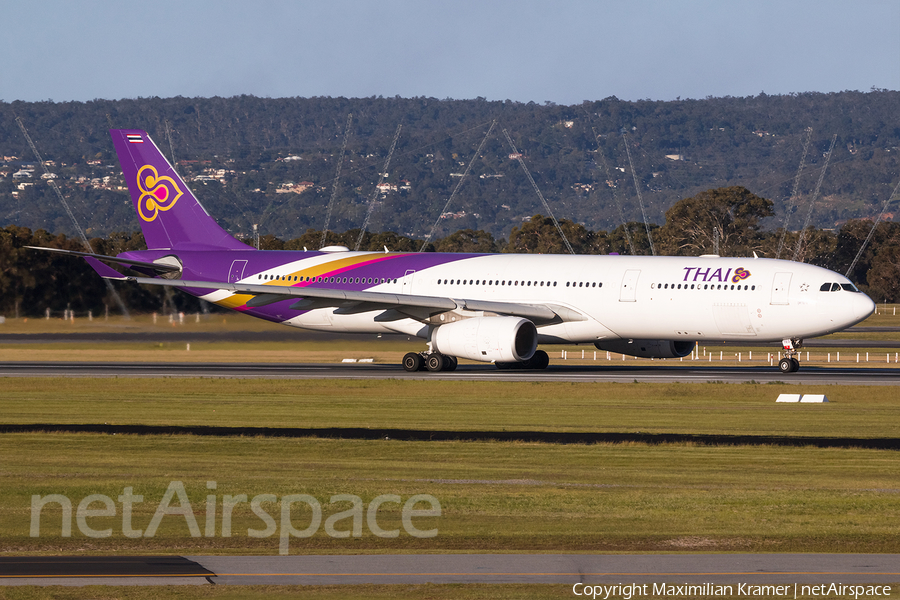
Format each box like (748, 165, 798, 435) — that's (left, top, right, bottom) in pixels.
(126, 134, 143, 144)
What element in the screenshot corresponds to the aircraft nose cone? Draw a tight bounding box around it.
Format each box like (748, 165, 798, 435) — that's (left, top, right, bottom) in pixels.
(854, 293, 876, 322)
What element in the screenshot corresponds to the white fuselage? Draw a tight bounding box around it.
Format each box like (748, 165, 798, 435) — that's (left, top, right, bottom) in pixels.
(208, 252, 874, 345)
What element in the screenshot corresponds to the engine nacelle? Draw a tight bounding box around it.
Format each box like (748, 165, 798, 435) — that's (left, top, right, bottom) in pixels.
(594, 339, 695, 359)
(433, 317, 537, 363)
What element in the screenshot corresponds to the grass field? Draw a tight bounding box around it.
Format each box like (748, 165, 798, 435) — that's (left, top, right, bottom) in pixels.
(2, 379, 899, 557)
(5, 433, 900, 555)
(2, 379, 900, 438)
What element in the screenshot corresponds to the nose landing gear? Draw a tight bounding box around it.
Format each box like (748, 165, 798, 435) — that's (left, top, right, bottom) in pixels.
(778, 338, 803, 373)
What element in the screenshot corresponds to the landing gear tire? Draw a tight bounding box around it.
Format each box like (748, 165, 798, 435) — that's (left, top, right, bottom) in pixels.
(426, 353, 446, 372)
(444, 356, 458, 371)
(402, 352, 423, 372)
(779, 357, 801, 374)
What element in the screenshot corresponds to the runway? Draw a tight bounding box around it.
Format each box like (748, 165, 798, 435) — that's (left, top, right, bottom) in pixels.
(1, 360, 899, 384)
(2, 554, 898, 586)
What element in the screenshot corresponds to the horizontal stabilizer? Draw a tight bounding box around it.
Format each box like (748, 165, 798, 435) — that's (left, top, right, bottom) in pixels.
(26, 246, 182, 274)
(84, 256, 128, 280)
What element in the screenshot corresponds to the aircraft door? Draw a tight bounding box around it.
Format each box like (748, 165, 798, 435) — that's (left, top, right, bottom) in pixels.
(228, 260, 248, 283)
(619, 269, 641, 302)
(770, 272, 792, 305)
(402, 269, 416, 294)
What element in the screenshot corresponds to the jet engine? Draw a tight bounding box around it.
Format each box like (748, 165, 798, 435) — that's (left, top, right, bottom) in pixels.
(594, 339, 695, 359)
(433, 317, 537, 363)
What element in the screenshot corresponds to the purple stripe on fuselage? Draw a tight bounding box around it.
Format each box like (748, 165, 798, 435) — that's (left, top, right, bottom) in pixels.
(290, 253, 404, 288)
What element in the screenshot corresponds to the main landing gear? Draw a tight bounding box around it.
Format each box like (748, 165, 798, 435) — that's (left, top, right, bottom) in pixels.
(778, 338, 803, 373)
(402, 352, 458, 372)
(401, 349, 551, 372)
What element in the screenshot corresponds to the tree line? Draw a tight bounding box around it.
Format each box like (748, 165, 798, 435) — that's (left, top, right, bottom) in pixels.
(1, 186, 897, 320)
(2, 91, 898, 243)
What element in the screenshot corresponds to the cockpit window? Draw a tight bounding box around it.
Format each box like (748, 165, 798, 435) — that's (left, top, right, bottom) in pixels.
(821, 281, 861, 292)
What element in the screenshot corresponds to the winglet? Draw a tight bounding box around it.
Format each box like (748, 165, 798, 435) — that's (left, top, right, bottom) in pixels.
(83, 256, 128, 280)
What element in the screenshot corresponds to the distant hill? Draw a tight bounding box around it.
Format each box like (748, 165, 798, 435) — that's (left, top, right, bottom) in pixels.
(1, 91, 898, 241)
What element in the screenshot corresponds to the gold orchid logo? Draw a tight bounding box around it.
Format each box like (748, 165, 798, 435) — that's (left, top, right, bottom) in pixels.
(137, 165, 183, 222)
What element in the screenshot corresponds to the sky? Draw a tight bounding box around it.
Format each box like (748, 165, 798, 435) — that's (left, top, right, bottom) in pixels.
(1, 0, 898, 105)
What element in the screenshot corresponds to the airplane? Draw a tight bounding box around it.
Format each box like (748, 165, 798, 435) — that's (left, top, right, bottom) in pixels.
(30, 129, 876, 374)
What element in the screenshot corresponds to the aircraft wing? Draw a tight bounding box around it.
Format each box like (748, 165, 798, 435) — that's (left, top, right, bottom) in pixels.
(118, 275, 569, 323)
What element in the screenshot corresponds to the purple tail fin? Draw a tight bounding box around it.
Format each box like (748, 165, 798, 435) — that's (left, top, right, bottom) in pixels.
(110, 129, 251, 250)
